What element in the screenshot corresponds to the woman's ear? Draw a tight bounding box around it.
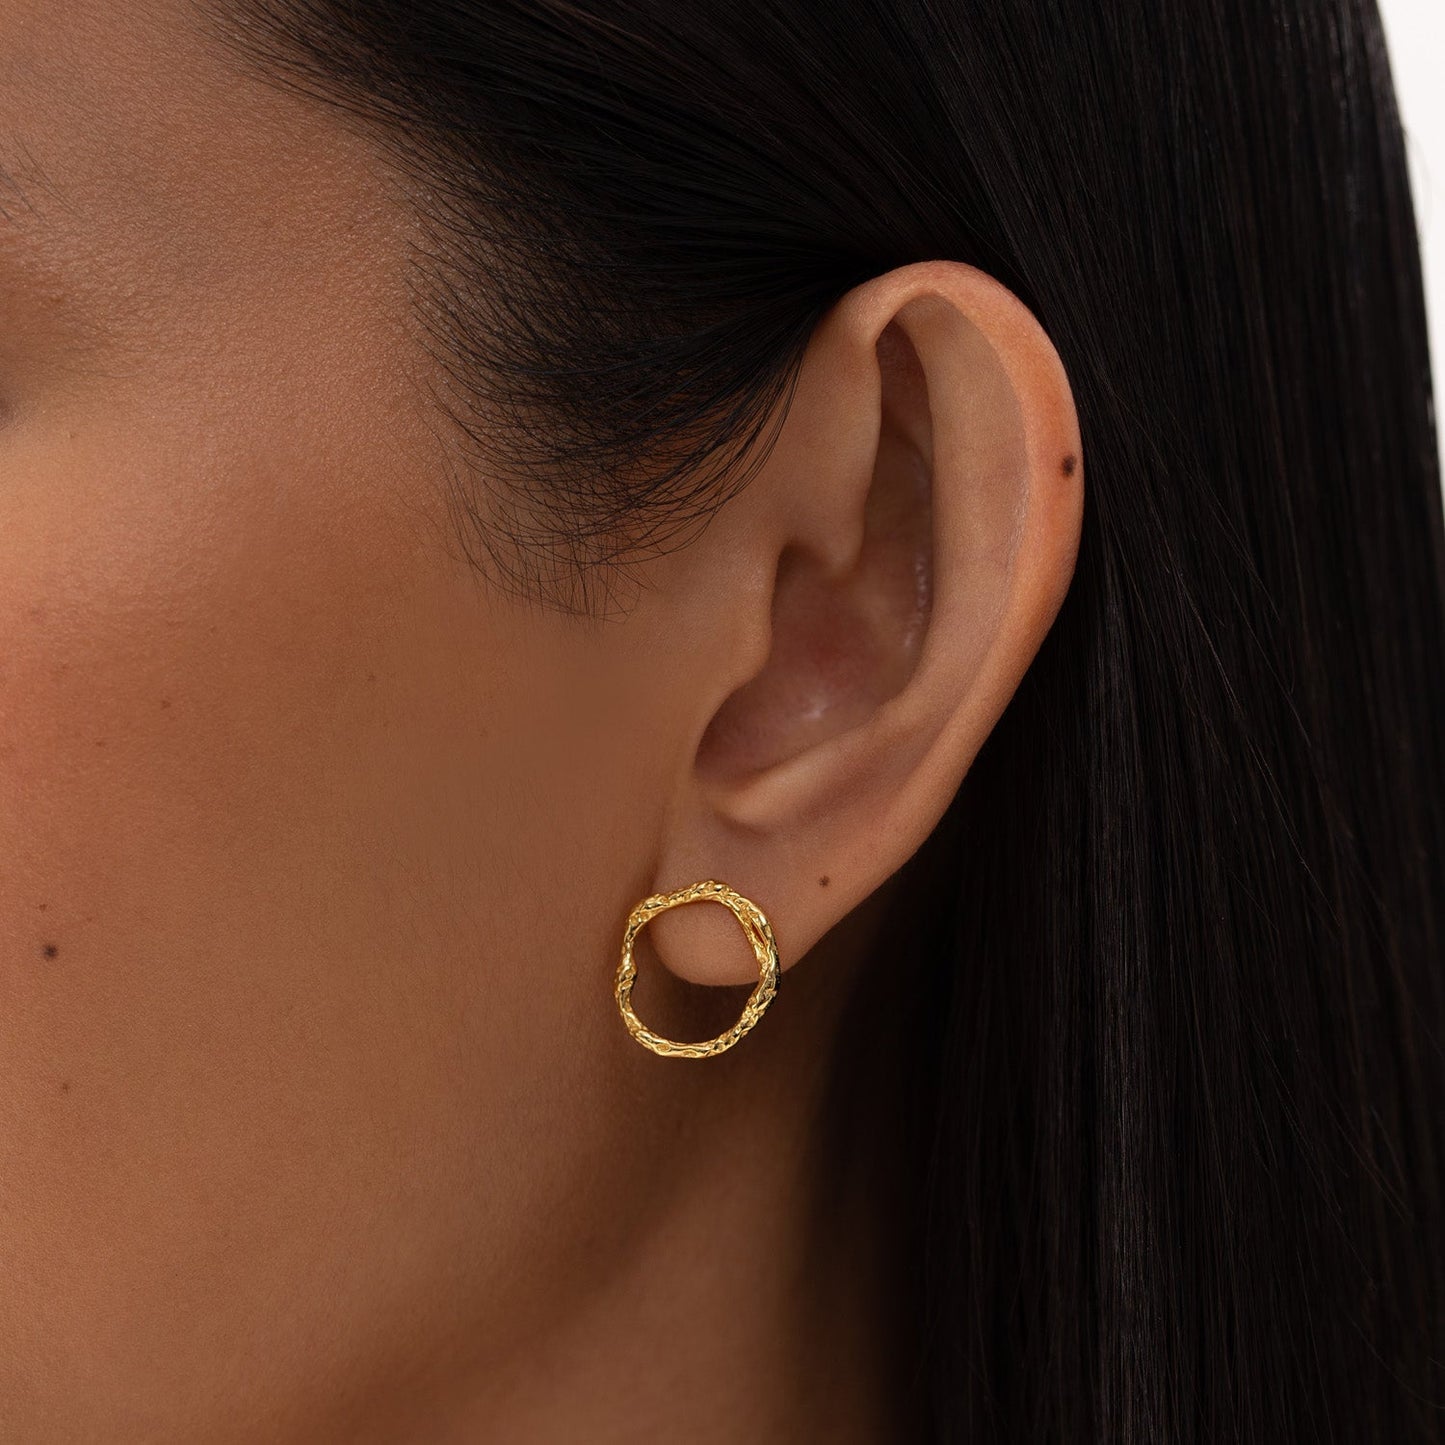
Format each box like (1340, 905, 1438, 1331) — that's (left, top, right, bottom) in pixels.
(640, 259, 1083, 987)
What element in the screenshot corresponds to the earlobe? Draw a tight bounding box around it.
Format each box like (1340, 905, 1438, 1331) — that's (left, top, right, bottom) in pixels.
(644, 259, 1082, 991)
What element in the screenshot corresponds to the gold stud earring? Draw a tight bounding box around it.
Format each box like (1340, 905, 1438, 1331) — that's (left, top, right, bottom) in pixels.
(614, 879, 781, 1058)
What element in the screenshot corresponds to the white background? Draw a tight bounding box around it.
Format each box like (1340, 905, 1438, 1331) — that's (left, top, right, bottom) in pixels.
(1378, 0, 1444, 479)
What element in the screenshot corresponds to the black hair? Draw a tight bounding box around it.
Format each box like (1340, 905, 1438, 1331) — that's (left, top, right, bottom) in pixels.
(197, 0, 1445, 1437)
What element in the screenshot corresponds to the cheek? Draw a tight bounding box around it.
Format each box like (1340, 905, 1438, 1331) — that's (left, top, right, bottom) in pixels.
(0, 419, 415, 977)
(0, 420, 426, 1345)
(0, 413, 639, 1420)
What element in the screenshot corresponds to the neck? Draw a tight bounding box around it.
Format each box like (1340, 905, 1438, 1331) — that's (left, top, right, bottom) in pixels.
(488, 1096, 904, 1441)
(406, 889, 918, 1443)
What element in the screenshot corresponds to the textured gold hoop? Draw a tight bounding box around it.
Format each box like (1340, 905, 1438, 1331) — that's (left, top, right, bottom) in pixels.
(615, 879, 781, 1059)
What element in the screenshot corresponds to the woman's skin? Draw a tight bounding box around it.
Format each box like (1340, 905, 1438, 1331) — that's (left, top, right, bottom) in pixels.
(0, 1, 1083, 1440)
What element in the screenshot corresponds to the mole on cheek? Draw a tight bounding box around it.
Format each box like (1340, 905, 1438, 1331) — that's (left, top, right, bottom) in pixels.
(1061, 453, 1078, 477)
(819, 875, 830, 887)
(41, 943, 58, 959)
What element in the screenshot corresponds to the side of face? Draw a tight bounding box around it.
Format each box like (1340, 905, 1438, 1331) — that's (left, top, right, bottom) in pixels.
(0, 2, 1085, 1437)
(0, 2, 680, 1436)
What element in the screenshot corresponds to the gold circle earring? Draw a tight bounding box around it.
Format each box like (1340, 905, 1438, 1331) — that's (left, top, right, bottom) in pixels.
(614, 879, 781, 1059)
